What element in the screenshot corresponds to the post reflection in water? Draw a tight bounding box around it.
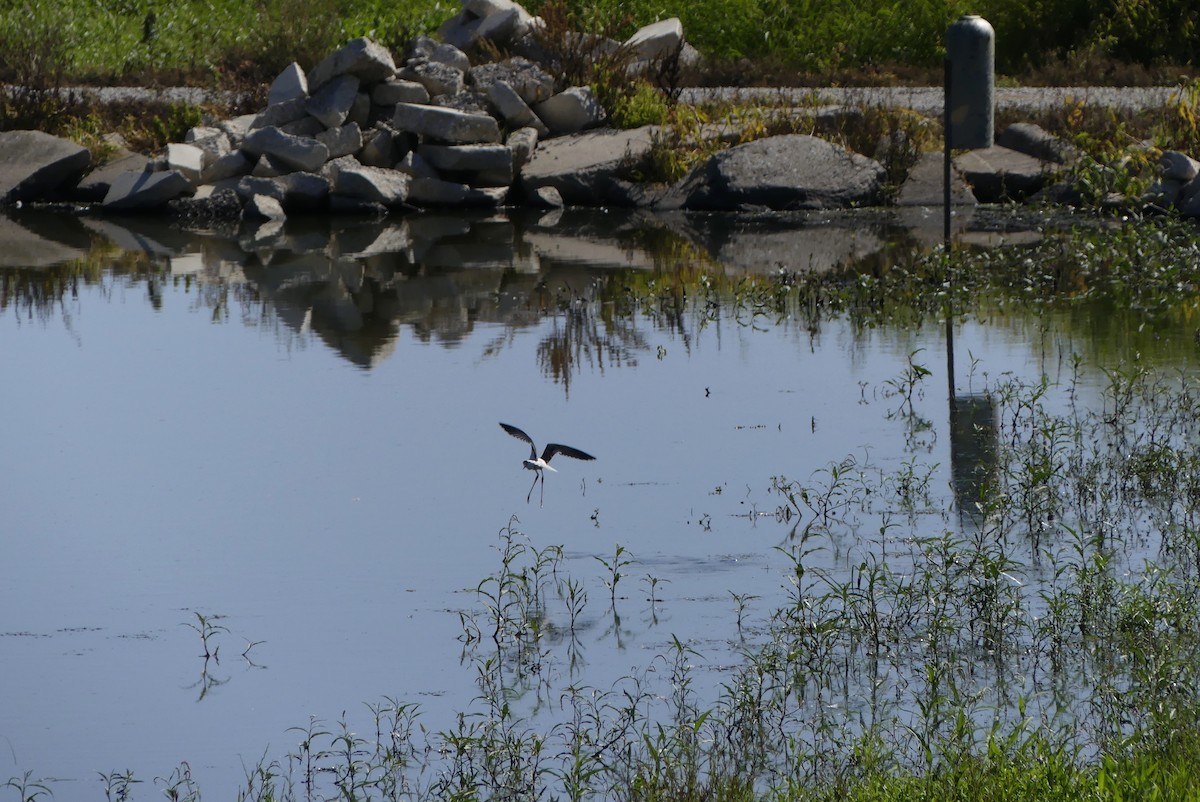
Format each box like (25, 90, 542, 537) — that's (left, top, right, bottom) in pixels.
(944, 267, 1000, 533)
(949, 390, 1000, 531)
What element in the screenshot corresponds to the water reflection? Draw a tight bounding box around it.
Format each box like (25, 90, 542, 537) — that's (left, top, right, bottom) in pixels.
(949, 392, 1000, 529)
(2, 204, 1029, 367)
(5, 205, 1200, 798)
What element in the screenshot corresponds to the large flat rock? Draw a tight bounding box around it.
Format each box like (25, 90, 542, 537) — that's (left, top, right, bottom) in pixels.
(392, 103, 500, 144)
(102, 170, 194, 210)
(674, 134, 886, 211)
(954, 145, 1052, 202)
(520, 126, 658, 206)
(74, 149, 152, 202)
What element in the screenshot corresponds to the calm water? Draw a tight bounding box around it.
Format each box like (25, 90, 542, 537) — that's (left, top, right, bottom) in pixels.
(0, 206, 1192, 798)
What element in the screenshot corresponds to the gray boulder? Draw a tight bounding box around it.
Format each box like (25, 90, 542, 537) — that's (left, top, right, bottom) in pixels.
(533, 87, 604, 135)
(1146, 178, 1186, 209)
(331, 162, 411, 206)
(243, 194, 287, 221)
(165, 143, 205, 183)
(308, 37, 396, 89)
(392, 103, 501, 144)
(0, 130, 91, 203)
(305, 74, 360, 128)
(418, 143, 513, 186)
(437, 11, 479, 51)
(408, 36, 471, 73)
(485, 82, 541, 130)
(252, 154, 293, 177)
(360, 126, 411, 167)
(280, 116, 325, 138)
(431, 90, 490, 115)
(269, 62, 309, 105)
(103, 170, 193, 210)
(506, 126, 540, 172)
(184, 127, 232, 167)
(1160, 150, 1200, 182)
(400, 60, 465, 98)
(954, 145, 1051, 202)
(317, 123, 363, 159)
(349, 92, 372, 128)
(464, 0, 521, 16)
(623, 17, 683, 61)
(472, 7, 523, 44)
(241, 127, 330, 173)
(396, 151, 440, 179)
(235, 173, 329, 211)
(675, 134, 886, 211)
(251, 98, 308, 130)
(529, 185, 563, 208)
(372, 79, 431, 106)
(996, 122, 1081, 165)
(440, 0, 539, 50)
(200, 151, 253, 184)
(75, 150, 151, 202)
(218, 114, 255, 145)
(408, 176, 508, 207)
(521, 125, 657, 206)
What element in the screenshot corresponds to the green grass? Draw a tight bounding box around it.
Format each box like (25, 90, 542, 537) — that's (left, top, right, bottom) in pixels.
(0, 0, 1196, 88)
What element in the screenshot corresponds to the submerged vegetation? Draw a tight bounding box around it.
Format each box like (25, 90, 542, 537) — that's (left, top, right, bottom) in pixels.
(6, 212, 1200, 798)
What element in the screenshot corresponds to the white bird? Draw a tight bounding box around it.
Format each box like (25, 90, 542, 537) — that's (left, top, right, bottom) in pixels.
(500, 422, 596, 504)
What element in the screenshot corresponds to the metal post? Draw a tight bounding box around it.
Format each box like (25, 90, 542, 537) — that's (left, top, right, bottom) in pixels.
(943, 56, 952, 252)
(944, 56, 955, 408)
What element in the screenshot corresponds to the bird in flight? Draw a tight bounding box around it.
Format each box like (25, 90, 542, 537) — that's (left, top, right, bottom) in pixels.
(500, 422, 596, 505)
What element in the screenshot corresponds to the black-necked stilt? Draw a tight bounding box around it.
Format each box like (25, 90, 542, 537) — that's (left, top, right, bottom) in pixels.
(500, 422, 596, 504)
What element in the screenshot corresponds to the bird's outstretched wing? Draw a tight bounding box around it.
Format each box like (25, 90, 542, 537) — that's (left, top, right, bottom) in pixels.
(542, 443, 596, 463)
(500, 422, 537, 459)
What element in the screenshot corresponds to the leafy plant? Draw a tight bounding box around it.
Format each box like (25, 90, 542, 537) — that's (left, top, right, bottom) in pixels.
(594, 543, 633, 605)
(2, 772, 53, 802)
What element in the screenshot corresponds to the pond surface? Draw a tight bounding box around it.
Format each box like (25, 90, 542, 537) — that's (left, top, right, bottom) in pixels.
(1, 206, 1195, 798)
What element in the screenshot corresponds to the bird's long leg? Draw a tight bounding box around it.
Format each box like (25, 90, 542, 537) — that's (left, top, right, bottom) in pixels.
(526, 472, 539, 504)
(539, 473, 545, 507)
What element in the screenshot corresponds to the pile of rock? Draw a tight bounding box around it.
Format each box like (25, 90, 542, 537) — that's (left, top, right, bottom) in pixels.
(0, 0, 687, 216)
(105, 26, 607, 215)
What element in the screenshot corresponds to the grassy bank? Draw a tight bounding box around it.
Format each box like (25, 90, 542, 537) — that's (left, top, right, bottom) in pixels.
(0, 0, 1196, 90)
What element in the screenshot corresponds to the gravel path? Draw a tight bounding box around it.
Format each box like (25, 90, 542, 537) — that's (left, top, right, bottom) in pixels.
(679, 85, 1180, 114)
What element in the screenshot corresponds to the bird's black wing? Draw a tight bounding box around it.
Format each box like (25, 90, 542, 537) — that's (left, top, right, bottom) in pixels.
(542, 443, 596, 463)
(500, 423, 538, 459)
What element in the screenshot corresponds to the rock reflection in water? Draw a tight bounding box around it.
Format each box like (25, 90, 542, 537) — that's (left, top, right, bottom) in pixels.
(1, 204, 1029, 372)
